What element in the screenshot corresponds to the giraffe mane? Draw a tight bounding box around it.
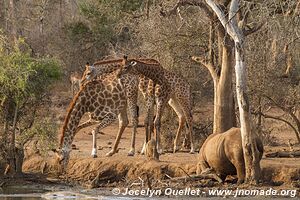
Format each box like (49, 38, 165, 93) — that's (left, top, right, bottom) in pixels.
(138, 58, 159, 64)
(93, 58, 123, 66)
(60, 90, 82, 147)
(92, 57, 159, 67)
(128, 58, 161, 66)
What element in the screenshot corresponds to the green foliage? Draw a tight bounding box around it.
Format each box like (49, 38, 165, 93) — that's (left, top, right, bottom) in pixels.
(67, 22, 91, 41)
(67, 0, 144, 49)
(76, 1, 117, 41)
(0, 34, 62, 105)
(0, 31, 61, 159)
(17, 117, 58, 155)
(118, 0, 144, 12)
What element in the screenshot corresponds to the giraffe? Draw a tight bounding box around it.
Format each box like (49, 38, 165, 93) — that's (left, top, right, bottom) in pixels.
(81, 58, 159, 156)
(55, 75, 127, 170)
(70, 72, 81, 96)
(119, 56, 195, 154)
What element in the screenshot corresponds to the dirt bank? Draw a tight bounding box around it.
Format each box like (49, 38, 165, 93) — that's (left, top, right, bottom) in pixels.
(23, 151, 300, 190)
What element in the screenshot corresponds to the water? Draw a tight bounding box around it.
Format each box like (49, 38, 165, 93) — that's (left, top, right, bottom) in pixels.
(0, 184, 48, 200)
(0, 185, 138, 200)
(1, 185, 297, 200)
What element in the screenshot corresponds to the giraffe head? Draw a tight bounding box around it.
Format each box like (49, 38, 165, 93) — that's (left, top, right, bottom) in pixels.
(81, 62, 96, 85)
(118, 55, 139, 77)
(54, 147, 70, 172)
(190, 56, 202, 63)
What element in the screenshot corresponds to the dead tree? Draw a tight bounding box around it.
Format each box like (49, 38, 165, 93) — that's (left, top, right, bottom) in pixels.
(205, 0, 261, 184)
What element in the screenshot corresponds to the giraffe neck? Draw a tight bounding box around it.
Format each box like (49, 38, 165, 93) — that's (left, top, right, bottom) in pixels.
(60, 90, 87, 151)
(93, 58, 158, 78)
(93, 60, 123, 77)
(134, 62, 168, 87)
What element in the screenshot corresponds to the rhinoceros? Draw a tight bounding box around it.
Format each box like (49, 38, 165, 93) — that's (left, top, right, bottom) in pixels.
(196, 127, 263, 184)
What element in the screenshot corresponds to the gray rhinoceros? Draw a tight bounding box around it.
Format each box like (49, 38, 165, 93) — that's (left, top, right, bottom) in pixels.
(196, 127, 263, 184)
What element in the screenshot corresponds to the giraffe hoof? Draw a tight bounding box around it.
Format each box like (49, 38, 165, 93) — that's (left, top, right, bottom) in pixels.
(140, 143, 146, 155)
(173, 146, 180, 153)
(92, 154, 98, 158)
(105, 151, 114, 157)
(127, 151, 135, 156)
(157, 148, 163, 155)
(189, 150, 196, 154)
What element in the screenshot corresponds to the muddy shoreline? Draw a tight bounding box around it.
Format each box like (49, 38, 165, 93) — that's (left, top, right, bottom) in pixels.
(19, 153, 300, 198)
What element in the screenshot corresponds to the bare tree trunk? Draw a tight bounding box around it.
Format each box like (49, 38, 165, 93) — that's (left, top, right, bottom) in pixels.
(193, 20, 236, 134)
(214, 43, 235, 133)
(1, 97, 17, 176)
(206, 0, 261, 184)
(8, 0, 17, 43)
(6, 103, 18, 176)
(15, 145, 24, 175)
(288, 111, 300, 143)
(283, 44, 293, 77)
(0, 0, 5, 27)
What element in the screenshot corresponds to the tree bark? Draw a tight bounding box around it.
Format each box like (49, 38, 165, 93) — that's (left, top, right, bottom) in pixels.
(1, 97, 17, 176)
(205, 0, 261, 184)
(8, 0, 17, 43)
(7, 103, 18, 176)
(0, 0, 5, 27)
(192, 20, 235, 134)
(214, 43, 235, 133)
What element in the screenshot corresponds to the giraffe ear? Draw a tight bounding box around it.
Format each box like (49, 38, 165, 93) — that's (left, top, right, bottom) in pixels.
(123, 55, 128, 60)
(85, 62, 90, 70)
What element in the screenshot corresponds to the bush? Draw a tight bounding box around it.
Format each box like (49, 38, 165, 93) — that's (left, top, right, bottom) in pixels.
(0, 31, 62, 175)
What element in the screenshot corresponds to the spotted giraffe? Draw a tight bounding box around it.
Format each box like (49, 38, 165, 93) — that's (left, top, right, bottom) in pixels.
(119, 56, 195, 154)
(55, 75, 127, 170)
(81, 58, 158, 156)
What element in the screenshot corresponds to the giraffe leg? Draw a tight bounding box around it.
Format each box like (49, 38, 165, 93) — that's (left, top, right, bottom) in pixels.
(91, 130, 97, 158)
(154, 98, 168, 154)
(177, 97, 195, 154)
(184, 111, 195, 154)
(106, 109, 129, 157)
(141, 95, 155, 155)
(168, 98, 186, 153)
(89, 113, 118, 158)
(77, 119, 98, 131)
(76, 113, 100, 157)
(127, 98, 138, 156)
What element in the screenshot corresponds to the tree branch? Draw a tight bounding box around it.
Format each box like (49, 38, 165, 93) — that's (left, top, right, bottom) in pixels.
(255, 111, 300, 143)
(160, 0, 213, 19)
(206, 0, 243, 43)
(261, 93, 292, 113)
(191, 55, 218, 81)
